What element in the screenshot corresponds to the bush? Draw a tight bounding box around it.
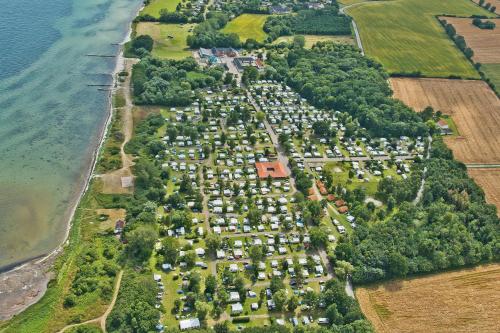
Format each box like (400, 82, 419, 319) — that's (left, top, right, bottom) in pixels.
(232, 316, 250, 323)
(131, 35, 153, 53)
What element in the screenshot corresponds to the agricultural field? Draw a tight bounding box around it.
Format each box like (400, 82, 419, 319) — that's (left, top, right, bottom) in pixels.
(273, 35, 355, 48)
(390, 77, 500, 164)
(346, 0, 494, 78)
(136, 22, 194, 59)
(482, 63, 500, 93)
(468, 168, 500, 216)
(140, 0, 182, 18)
(221, 14, 268, 42)
(356, 264, 500, 333)
(443, 17, 500, 64)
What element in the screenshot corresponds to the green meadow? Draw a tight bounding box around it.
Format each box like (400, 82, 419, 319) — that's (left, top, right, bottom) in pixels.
(222, 14, 269, 42)
(136, 22, 194, 59)
(346, 0, 494, 78)
(140, 0, 182, 18)
(482, 64, 500, 95)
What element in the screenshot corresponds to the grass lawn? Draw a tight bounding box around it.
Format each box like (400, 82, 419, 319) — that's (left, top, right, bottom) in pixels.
(222, 14, 269, 43)
(136, 22, 194, 59)
(482, 63, 500, 95)
(274, 35, 355, 48)
(140, 0, 182, 18)
(346, 0, 494, 78)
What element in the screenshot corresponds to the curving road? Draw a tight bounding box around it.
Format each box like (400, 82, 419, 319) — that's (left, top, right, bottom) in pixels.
(339, 1, 371, 55)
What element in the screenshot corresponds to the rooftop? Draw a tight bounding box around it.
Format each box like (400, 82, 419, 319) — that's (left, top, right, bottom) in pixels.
(255, 161, 288, 179)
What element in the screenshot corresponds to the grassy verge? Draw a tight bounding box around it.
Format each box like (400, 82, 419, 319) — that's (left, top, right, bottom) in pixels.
(96, 98, 125, 173)
(347, 0, 494, 78)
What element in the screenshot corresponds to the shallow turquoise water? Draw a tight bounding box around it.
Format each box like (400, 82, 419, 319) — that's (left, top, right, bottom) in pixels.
(0, 0, 142, 269)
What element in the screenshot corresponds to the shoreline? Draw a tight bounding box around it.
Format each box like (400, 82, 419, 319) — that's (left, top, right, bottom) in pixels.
(0, 4, 140, 319)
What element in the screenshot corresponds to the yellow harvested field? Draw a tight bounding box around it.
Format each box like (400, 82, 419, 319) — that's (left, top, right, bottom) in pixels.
(356, 264, 500, 333)
(390, 78, 500, 164)
(442, 17, 500, 63)
(468, 168, 500, 216)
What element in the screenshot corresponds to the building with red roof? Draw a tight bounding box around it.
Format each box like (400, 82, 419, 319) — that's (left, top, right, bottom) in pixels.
(255, 161, 288, 179)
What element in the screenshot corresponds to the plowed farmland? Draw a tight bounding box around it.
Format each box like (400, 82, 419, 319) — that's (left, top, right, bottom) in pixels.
(442, 17, 500, 63)
(390, 78, 500, 164)
(468, 168, 500, 216)
(356, 264, 500, 333)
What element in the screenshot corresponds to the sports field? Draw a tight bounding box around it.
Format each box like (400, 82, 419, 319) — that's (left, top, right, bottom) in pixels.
(390, 77, 500, 164)
(136, 22, 193, 59)
(346, 0, 493, 78)
(140, 0, 182, 18)
(274, 35, 355, 48)
(356, 264, 500, 333)
(221, 14, 268, 42)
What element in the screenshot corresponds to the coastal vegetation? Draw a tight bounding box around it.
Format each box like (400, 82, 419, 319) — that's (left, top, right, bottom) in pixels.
(131, 56, 224, 105)
(345, 0, 494, 77)
(0, 181, 127, 332)
(139, 0, 183, 19)
(136, 23, 194, 59)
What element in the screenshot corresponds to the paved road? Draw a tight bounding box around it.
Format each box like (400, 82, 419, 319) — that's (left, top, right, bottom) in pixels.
(339, 2, 369, 55)
(247, 93, 297, 193)
(305, 154, 415, 165)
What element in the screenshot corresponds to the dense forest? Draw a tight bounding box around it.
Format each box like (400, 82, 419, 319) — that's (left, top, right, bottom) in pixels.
(132, 56, 224, 105)
(264, 7, 351, 40)
(264, 43, 428, 138)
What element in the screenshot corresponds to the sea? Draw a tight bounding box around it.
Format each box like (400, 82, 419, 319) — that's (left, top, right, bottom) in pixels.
(0, 0, 142, 270)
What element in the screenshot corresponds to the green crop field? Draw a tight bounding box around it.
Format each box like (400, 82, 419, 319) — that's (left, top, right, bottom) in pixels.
(346, 0, 494, 78)
(140, 0, 182, 18)
(482, 64, 500, 95)
(222, 14, 268, 42)
(136, 22, 194, 59)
